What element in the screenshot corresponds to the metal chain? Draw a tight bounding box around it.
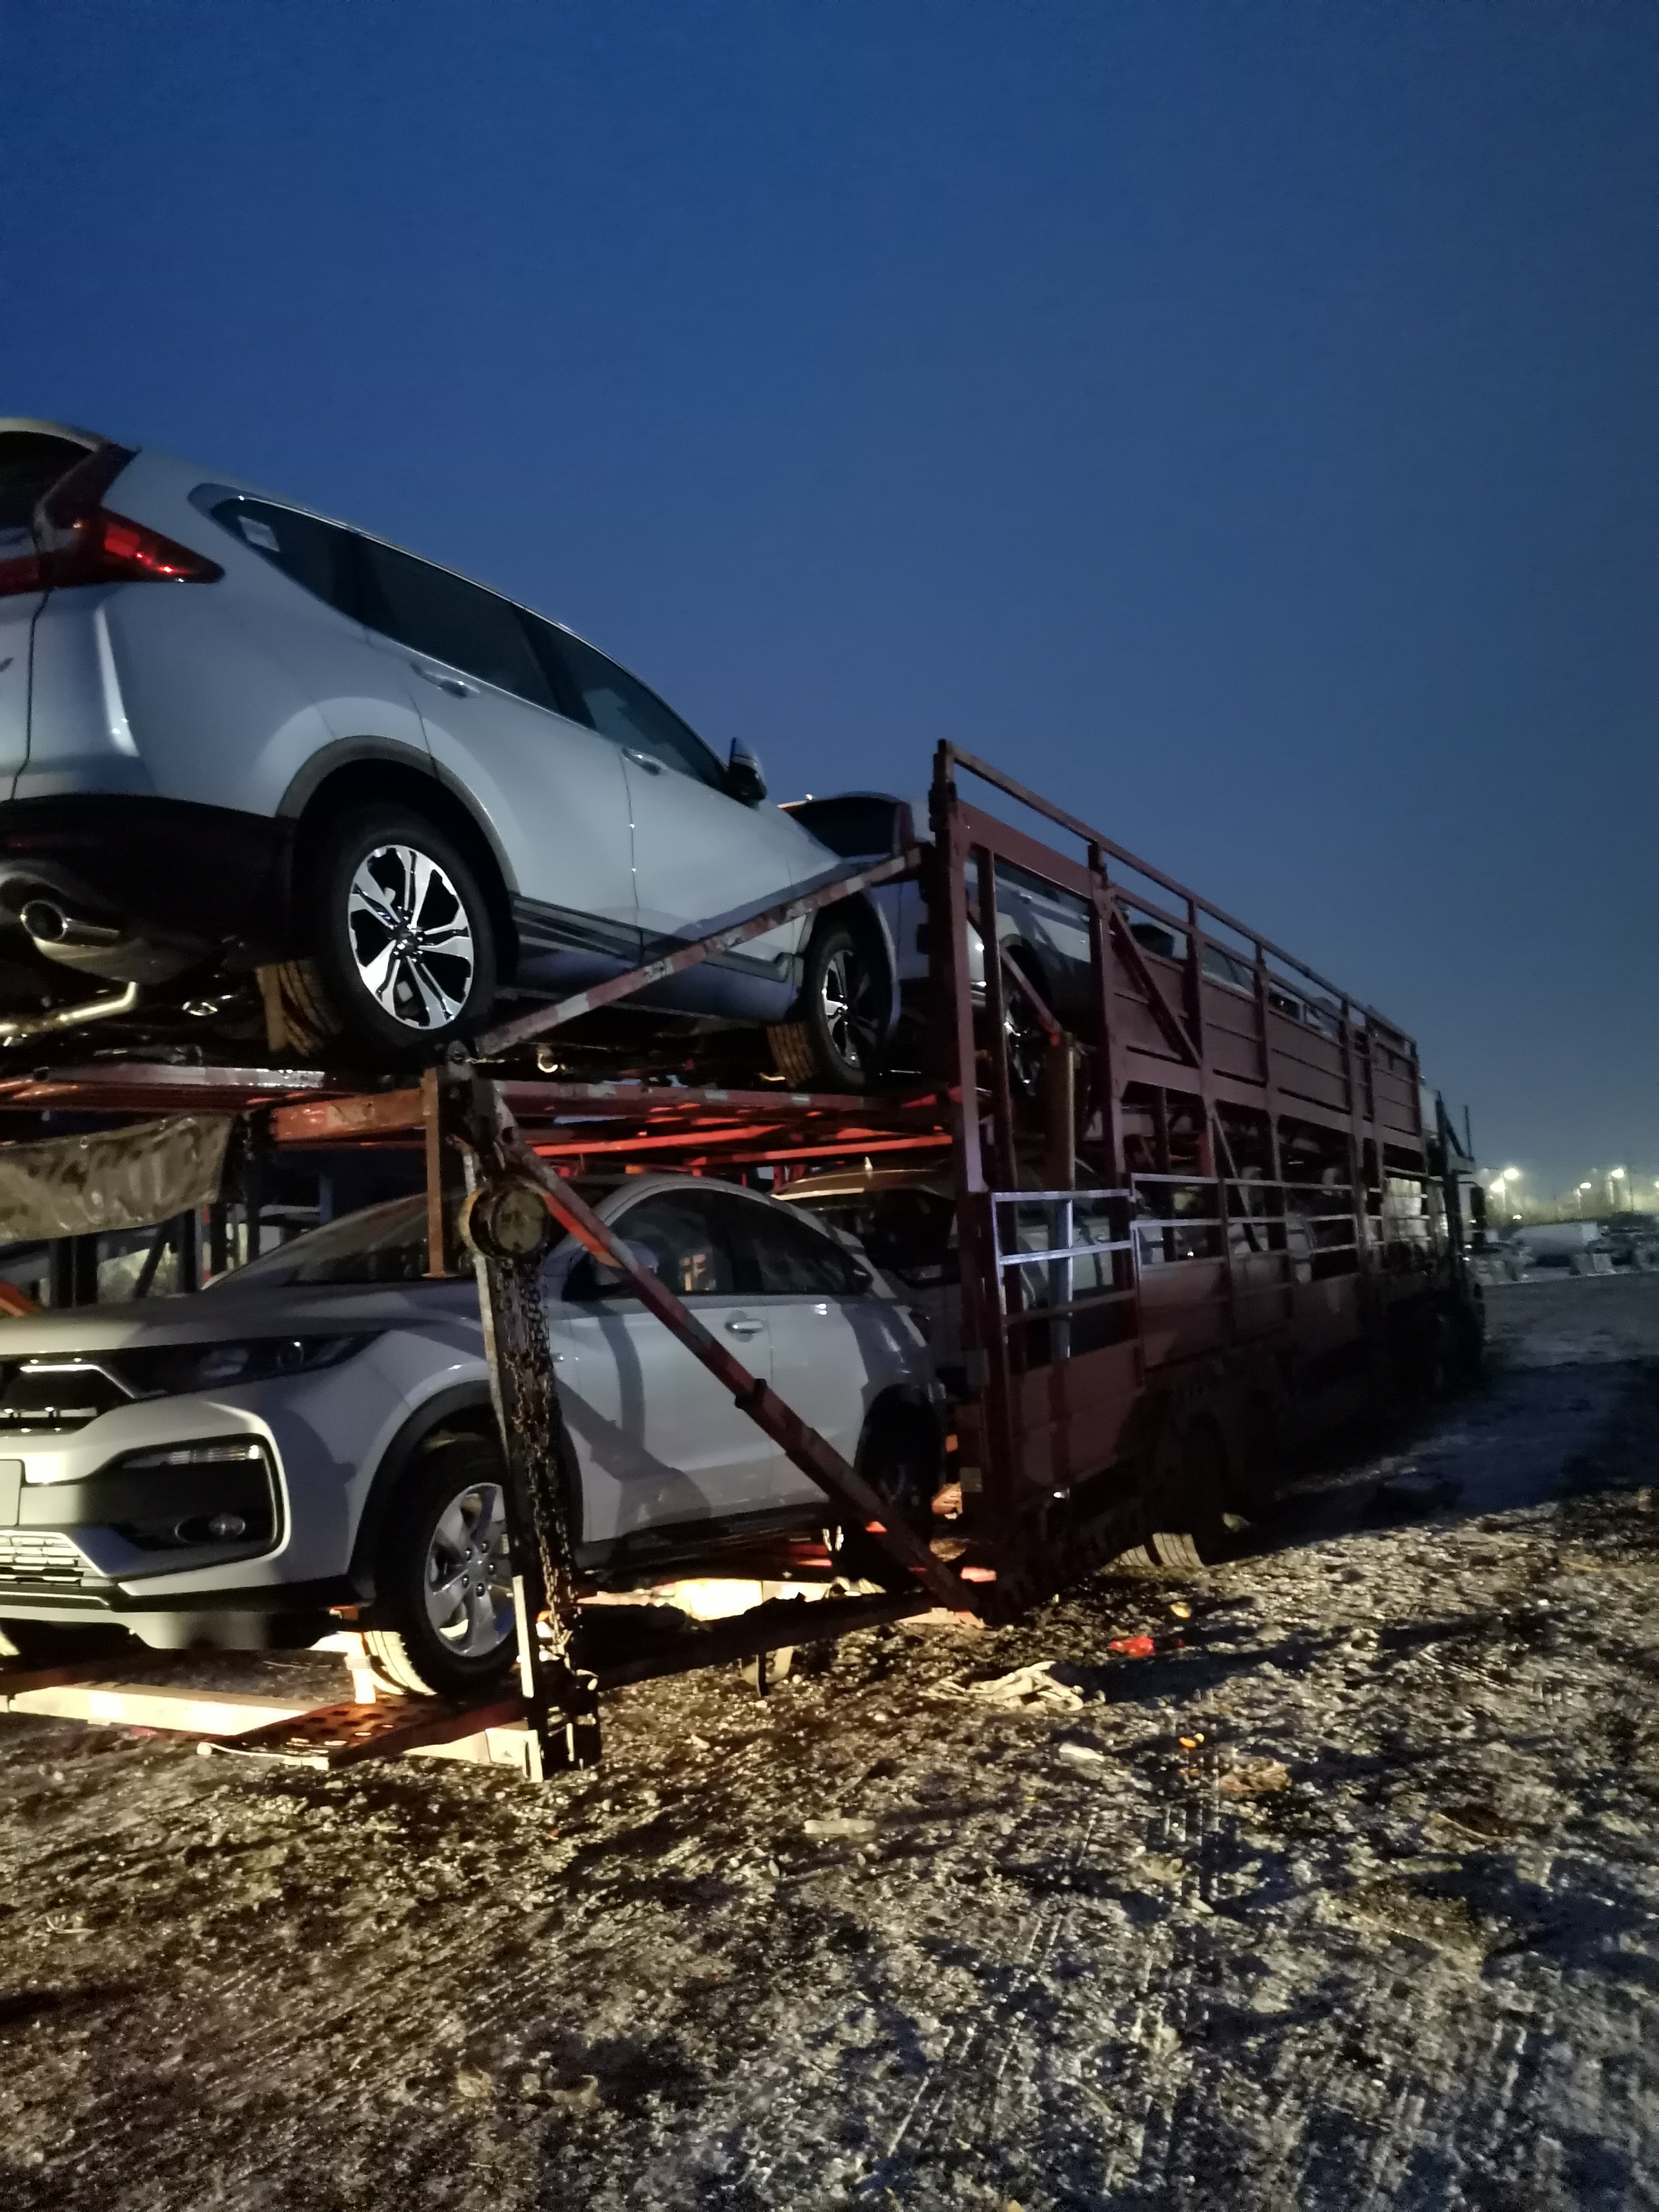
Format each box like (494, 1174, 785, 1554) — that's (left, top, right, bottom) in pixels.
(485, 1248, 583, 1663)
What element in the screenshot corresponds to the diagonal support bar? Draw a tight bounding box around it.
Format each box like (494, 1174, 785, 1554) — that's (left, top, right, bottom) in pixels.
(504, 1138, 965, 1608)
(478, 848, 922, 1058)
(1107, 902, 1202, 1067)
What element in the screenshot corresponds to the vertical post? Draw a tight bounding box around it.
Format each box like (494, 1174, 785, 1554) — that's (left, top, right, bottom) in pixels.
(461, 1076, 601, 1777)
(975, 846, 1016, 1194)
(1339, 1003, 1373, 1282)
(1086, 847, 1126, 1186)
(49, 1236, 99, 1309)
(1253, 947, 1291, 1324)
(1041, 1036, 1076, 1363)
(930, 747, 1013, 1558)
(420, 1066, 465, 1277)
(242, 1135, 265, 1264)
(207, 1202, 229, 1282)
(175, 1209, 201, 1293)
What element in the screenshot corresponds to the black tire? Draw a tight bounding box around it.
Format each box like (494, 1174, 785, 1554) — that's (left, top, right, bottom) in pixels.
(1001, 955, 1050, 1100)
(1148, 1413, 1230, 1570)
(276, 806, 497, 1065)
(770, 920, 888, 1093)
(836, 1404, 941, 1586)
(363, 1434, 519, 1699)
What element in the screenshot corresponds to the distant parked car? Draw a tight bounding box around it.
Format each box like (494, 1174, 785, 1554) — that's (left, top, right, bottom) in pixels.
(0, 420, 898, 1083)
(0, 1174, 942, 1694)
(1598, 1213, 1659, 1271)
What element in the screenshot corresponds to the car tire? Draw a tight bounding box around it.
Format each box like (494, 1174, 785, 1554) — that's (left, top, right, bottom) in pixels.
(836, 1402, 941, 1587)
(276, 806, 497, 1065)
(1001, 953, 1050, 1100)
(363, 1434, 519, 1699)
(769, 920, 888, 1093)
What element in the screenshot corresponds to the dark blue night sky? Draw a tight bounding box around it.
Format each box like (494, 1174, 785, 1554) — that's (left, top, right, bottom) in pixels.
(8, 2, 1655, 1197)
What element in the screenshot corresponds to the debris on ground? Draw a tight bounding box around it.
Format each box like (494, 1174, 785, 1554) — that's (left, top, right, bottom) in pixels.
(4, 1276, 1659, 2208)
(1215, 1756, 1291, 1796)
(960, 1658, 1091, 1709)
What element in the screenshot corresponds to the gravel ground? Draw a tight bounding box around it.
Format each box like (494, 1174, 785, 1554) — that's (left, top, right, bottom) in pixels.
(4, 1275, 1659, 2211)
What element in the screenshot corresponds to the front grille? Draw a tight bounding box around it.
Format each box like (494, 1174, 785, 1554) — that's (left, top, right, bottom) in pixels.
(0, 1528, 87, 1588)
(0, 1359, 131, 1435)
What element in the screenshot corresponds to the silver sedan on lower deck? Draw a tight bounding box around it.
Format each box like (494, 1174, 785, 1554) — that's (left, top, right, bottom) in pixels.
(0, 1175, 942, 1695)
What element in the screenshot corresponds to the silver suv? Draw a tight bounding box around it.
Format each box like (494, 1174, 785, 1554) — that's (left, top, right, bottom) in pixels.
(0, 1174, 942, 1696)
(0, 421, 896, 1082)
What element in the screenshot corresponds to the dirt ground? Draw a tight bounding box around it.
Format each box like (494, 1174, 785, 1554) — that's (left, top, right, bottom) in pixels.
(5, 1275, 1659, 2211)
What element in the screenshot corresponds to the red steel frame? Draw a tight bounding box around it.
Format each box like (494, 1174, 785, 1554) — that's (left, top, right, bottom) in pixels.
(927, 742, 1459, 1613)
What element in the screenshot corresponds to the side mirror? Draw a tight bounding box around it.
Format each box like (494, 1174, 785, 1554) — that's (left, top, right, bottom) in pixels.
(726, 740, 767, 806)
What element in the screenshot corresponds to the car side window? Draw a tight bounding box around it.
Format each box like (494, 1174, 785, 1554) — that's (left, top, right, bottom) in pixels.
(744, 1202, 866, 1297)
(196, 493, 362, 620)
(545, 628, 726, 791)
(357, 538, 557, 711)
(588, 1189, 741, 1299)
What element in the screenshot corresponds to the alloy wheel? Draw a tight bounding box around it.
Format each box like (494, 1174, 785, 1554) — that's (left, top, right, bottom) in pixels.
(819, 946, 883, 1074)
(347, 844, 476, 1031)
(422, 1480, 514, 1660)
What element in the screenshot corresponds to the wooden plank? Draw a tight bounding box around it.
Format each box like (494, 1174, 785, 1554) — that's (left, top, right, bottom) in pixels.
(3, 1681, 313, 1734)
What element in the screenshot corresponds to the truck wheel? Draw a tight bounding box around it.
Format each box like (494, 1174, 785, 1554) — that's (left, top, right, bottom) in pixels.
(770, 921, 887, 1093)
(363, 1435, 519, 1699)
(1149, 1413, 1230, 1569)
(276, 806, 497, 1065)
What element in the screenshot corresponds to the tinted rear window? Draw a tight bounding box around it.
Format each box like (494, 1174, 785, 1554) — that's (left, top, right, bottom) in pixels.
(0, 432, 92, 531)
(197, 493, 362, 619)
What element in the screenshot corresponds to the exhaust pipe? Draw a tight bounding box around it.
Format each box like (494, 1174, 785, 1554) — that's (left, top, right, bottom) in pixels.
(0, 980, 141, 1044)
(19, 898, 123, 951)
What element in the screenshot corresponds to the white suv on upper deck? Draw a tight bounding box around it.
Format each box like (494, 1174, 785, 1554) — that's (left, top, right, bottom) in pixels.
(0, 420, 897, 1082)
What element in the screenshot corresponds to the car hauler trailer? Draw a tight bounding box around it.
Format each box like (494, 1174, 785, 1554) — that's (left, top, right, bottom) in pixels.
(0, 744, 1480, 1778)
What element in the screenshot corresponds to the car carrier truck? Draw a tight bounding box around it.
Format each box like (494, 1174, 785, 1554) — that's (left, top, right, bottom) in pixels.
(0, 741, 1483, 1777)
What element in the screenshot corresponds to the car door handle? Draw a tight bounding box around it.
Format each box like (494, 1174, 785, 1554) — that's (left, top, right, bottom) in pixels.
(724, 1316, 764, 1338)
(413, 664, 477, 697)
(624, 748, 663, 774)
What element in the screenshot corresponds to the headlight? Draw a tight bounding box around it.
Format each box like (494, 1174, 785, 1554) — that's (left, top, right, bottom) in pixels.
(116, 1437, 273, 1473)
(114, 1335, 375, 1399)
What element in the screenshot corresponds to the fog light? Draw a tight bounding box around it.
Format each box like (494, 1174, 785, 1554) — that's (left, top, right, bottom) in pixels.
(207, 1512, 247, 1541)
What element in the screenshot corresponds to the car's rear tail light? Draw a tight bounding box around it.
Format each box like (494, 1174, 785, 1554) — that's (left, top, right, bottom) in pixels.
(0, 442, 221, 598)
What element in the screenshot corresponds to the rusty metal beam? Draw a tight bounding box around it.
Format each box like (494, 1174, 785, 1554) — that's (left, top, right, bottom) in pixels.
(478, 849, 922, 1059)
(269, 1087, 425, 1145)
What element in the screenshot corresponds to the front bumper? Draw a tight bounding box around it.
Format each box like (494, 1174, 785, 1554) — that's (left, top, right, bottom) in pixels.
(0, 795, 292, 984)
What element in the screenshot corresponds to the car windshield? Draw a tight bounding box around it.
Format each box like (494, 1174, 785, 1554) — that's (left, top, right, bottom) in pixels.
(210, 1179, 622, 1291)
(210, 1196, 434, 1289)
